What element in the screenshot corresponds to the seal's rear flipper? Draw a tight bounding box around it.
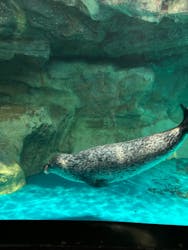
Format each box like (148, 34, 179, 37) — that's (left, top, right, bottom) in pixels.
(180, 104, 188, 133)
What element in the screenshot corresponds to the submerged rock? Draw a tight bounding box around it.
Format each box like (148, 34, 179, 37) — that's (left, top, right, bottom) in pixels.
(0, 104, 54, 177)
(0, 162, 25, 195)
(20, 124, 57, 176)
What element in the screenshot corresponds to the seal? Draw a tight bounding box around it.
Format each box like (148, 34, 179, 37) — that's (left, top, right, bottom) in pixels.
(44, 104, 188, 187)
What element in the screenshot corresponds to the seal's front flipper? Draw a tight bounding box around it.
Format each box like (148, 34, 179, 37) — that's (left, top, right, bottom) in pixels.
(84, 178, 109, 187)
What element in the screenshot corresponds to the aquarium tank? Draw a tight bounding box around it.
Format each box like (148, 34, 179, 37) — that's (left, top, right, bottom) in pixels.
(1, 0, 188, 224)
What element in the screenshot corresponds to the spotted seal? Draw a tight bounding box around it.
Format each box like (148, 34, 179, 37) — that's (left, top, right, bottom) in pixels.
(44, 104, 188, 187)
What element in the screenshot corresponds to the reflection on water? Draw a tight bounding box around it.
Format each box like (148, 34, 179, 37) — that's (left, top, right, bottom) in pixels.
(0, 159, 188, 223)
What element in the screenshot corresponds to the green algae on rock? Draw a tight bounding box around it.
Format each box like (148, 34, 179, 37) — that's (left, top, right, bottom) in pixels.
(0, 162, 25, 195)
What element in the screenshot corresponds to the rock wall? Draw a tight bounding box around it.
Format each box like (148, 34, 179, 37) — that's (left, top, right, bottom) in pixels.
(1, 0, 188, 62)
(0, 0, 188, 194)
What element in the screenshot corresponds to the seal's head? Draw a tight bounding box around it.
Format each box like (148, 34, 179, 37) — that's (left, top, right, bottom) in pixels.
(43, 163, 54, 175)
(43, 153, 72, 176)
(43, 163, 65, 177)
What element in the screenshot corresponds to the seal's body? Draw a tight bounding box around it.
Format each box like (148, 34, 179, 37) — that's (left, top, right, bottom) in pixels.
(44, 105, 188, 187)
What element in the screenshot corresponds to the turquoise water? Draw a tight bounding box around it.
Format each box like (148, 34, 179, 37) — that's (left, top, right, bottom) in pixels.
(1, 159, 188, 224)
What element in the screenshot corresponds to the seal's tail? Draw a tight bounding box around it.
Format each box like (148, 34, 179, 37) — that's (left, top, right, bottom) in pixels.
(179, 104, 188, 133)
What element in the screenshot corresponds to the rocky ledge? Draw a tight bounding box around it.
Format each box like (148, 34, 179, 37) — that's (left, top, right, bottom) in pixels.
(0, 0, 188, 62)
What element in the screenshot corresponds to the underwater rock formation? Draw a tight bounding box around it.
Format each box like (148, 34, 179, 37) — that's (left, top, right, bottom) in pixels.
(0, 103, 55, 186)
(0, 0, 188, 194)
(0, 162, 25, 195)
(20, 124, 57, 176)
(0, 0, 188, 62)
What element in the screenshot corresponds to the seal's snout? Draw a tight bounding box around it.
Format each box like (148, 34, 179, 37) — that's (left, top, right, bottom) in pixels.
(43, 164, 49, 174)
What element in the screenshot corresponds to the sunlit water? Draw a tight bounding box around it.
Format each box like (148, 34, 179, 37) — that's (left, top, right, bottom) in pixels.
(1, 159, 188, 224)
